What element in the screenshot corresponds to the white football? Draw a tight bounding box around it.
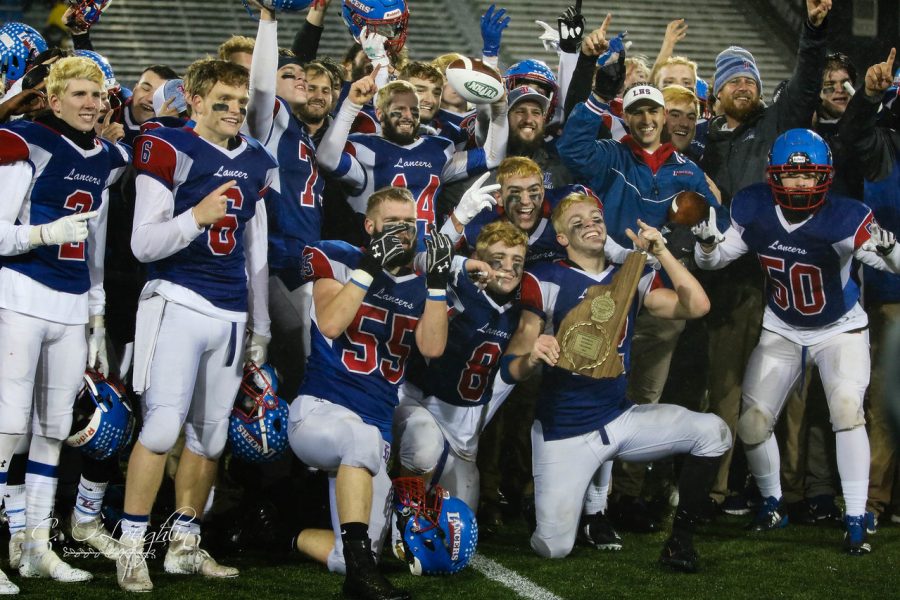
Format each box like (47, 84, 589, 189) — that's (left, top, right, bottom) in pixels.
(446, 57, 504, 105)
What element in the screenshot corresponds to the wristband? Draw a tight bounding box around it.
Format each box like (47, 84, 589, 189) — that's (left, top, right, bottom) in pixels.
(350, 268, 374, 290)
(426, 288, 446, 301)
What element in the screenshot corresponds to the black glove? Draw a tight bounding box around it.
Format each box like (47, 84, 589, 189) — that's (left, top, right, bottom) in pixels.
(661, 222, 695, 260)
(425, 232, 453, 290)
(557, 1, 585, 53)
(359, 225, 407, 276)
(593, 50, 626, 101)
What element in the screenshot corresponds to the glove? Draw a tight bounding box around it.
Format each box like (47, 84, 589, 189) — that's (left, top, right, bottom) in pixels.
(29, 210, 99, 248)
(557, 1, 585, 54)
(862, 222, 897, 256)
(593, 50, 626, 101)
(534, 20, 560, 53)
(596, 32, 630, 66)
(359, 225, 408, 276)
(691, 206, 725, 246)
(87, 315, 109, 377)
(480, 4, 510, 58)
(661, 222, 695, 260)
(425, 232, 453, 291)
(454, 172, 500, 225)
(244, 331, 270, 366)
(360, 30, 390, 70)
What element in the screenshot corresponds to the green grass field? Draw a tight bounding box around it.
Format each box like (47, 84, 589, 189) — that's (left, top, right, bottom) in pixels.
(8, 513, 900, 599)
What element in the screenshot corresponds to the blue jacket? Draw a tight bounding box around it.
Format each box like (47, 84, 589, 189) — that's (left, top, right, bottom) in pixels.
(558, 95, 727, 246)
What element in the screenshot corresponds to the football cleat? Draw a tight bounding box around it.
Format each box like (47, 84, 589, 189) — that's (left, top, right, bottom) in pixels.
(843, 514, 872, 556)
(19, 546, 92, 582)
(865, 511, 878, 535)
(0, 567, 18, 595)
(746, 496, 788, 531)
(69, 512, 122, 560)
(343, 538, 410, 600)
(721, 493, 752, 516)
(577, 512, 622, 551)
(117, 536, 153, 593)
(658, 534, 699, 573)
(7, 531, 24, 570)
(164, 532, 238, 578)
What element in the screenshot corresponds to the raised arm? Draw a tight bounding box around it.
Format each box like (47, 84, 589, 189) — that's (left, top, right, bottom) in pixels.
(246, 7, 278, 142)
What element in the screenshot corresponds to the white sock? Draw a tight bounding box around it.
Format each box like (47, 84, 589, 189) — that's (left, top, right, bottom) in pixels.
(4, 484, 25, 535)
(172, 511, 201, 537)
(203, 485, 216, 517)
(583, 462, 613, 515)
(74, 477, 107, 524)
(836, 427, 870, 516)
(745, 436, 783, 500)
(120, 513, 150, 542)
(24, 462, 58, 554)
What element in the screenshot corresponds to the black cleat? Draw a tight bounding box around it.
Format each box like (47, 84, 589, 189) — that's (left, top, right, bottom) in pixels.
(658, 534, 699, 573)
(342, 539, 411, 600)
(577, 512, 623, 551)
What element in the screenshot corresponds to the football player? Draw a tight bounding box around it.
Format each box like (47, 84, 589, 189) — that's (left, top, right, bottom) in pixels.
(505, 192, 731, 571)
(398, 61, 470, 149)
(0, 55, 129, 591)
(694, 128, 900, 555)
(116, 58, 277, 592)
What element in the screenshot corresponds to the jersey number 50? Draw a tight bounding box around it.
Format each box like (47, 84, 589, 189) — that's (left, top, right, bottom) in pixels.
(759, 255, 826, 316)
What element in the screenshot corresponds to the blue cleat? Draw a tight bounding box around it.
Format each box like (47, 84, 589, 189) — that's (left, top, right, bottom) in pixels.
(746, 496, 788, 531)
(864, 511, 878, 535)
(844, 515, 872, 556)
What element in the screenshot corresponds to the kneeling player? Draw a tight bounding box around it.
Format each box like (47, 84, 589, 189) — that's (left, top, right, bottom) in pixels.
(394, 221, 526, 510)
(505, 193, 731, 571)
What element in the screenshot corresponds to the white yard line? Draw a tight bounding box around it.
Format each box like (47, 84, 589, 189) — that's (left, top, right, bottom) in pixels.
(470, 554, 565, 600)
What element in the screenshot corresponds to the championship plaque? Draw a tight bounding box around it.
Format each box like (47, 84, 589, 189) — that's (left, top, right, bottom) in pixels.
(555, 252, 647, 378)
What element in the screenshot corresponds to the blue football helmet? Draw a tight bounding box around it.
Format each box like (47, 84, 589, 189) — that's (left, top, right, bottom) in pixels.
(66, 0, 113, 31)
(341, 0, 409, 53)
(767, 128, 833, 212)
(504, 59, 558, 115)
(66, 371, 135, 461)
(228, 363, 289, 463)
(392, 478, 478, 576)
(74, 49, 117, 91)
(0, 22, 48, 85)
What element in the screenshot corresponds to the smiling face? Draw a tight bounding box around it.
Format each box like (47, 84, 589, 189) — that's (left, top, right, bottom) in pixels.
(191, 81, 249, 145)
(508, 100, 546, 151)
(300, 71, 333, 123)
(663, 99, 697, 151)
(276, 63, 307, 109)
(820, 68, 851, 118)
(131, 69, 167, 123)
(50, 77, 102, 132)
(624, 103, 666, 151)
(718, 76, 761, 123)
(477, 240, 526, 295)
(378, 90, 420, 145)
(408, 75, 442, 124)
(500, 173, 544, 233)
(555, 200, 607, 260)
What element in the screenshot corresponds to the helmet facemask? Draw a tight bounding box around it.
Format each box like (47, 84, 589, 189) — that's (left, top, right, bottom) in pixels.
(766, 160, 833, 212)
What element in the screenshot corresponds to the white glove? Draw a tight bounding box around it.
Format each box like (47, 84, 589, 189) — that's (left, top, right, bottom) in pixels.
(244, 331, 270, 367)
(87, 315, 110, 377)
(534, 20, 561, 53)
(360, 30, 390, 70)
(29, 210, 99, 247)
(862, 221, 897, 256)
(454, 172, 500, 226)
(691, 206, 725, 246)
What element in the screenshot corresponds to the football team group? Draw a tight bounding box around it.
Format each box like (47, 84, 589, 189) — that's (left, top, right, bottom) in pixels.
(0, 0, 898, 597)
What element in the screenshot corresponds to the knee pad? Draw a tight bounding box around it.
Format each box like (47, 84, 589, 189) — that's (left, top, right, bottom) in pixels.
(829, 389, 865, 432)
(398, 416, 444, 474)
(183, 419, 229, 460)
(530, 533, 573, 559)
(0, 412, 28, 436)
(138, 407, 183, 454)
(337, 421, 383, 475)
(737, 404, 775, 446)
(696, 414, 733, 456)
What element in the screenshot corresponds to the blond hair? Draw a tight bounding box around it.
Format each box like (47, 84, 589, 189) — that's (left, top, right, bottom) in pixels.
(625, 56, 651, 83)
(551, 193, 602, 235)
(375, 80, 418, 115)
(46, 56, 104, 99)
(183, 58, 249, 100)
(475, 220, 528, 257)
(662, 84, 699, 112)
(366, 186, 414, 218)
(652, 56, 698, 88)
(218, 35, 255, 62)
(497, 156, 544, 188)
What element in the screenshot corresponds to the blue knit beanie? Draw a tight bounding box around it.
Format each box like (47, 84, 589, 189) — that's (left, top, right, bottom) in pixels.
(713, 46, 763, 97)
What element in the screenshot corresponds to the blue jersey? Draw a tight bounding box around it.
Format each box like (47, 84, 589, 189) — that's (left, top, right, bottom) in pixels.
(731, 183, 873, 328)
(133, 126, 277, 312)
(463, 184, 601, 266)
(0, 120, 129, 294)
(262, 98, 325, 275)
(300, 241, 427, 441)
(429, 113, 470, 149)
(520, 260, 661, 441)
(407, 266, 521, 407)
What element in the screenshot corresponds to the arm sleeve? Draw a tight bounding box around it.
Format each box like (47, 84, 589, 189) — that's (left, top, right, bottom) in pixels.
(87, 188, 109, 317)
(693, 221, 749, 270)
(317, 100, 366, 188)
(291, 20, 324, 63)
(0, 162, 37, 256)
(245, 196, 271, 338)
(482, 98, 508, 169)
(247, 18, 279, 144)
(554, 51, 578, 124)
(130, 174, 204, 263)
(773, 19, 829, 131)
(564, 51, 598, 119)
(557, 97, 618, 183)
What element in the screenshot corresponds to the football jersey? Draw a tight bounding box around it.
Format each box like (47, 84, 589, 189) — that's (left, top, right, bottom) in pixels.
(300, 240, 427, 441)
(462, 184, 601, 266)
(133, 126, 277, 312)
(407, 265, 521, 407)
(520, 260, 661, 440)
(261, 98, 325, 274)
(731, 183, 873, 329)
(0, 120, 129, 295)
(119, 100, 144, 147)
(333, 133, 486, 248)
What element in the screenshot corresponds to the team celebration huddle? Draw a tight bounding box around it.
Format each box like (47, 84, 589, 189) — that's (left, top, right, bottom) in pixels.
(0, 0, 898, 597)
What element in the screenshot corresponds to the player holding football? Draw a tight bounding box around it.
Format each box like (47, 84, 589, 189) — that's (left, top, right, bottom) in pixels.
(504, 192, 731, 572)
(0, 55, 129, 593)
(694, 128, 900, 555)
(116, 58, 277, 592)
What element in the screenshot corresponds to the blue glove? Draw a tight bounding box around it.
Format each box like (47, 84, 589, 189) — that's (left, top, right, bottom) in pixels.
(481, 4, 510, 57)
(596, 32, 629, 66)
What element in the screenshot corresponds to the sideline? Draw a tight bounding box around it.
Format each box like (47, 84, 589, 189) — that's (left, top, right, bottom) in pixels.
(470, 554, 565, 600)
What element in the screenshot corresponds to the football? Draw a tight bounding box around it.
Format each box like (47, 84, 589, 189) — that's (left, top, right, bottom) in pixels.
(446, 57, 504, 105)
(668, 190, 710, 227)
